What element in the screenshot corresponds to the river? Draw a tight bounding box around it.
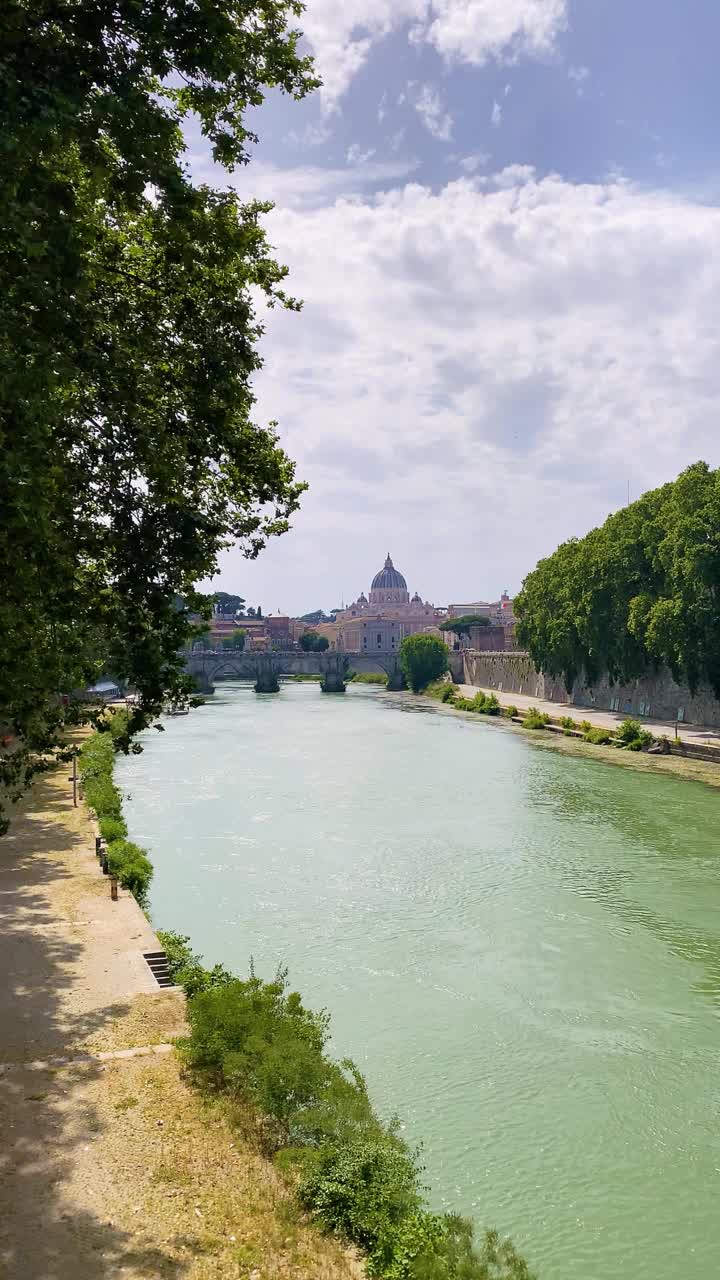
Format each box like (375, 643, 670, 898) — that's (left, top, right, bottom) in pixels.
(117, 682, 720, 1280)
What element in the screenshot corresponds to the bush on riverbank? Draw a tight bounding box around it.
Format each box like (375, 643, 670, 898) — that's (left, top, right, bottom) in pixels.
(163, 932, 535, 1280)
(349, 672, 388, 685)
(522, 708, 551, 730)
(615, 718, 654, 751)
(399, 636, 448, 693)
(79, 714, 152, 905)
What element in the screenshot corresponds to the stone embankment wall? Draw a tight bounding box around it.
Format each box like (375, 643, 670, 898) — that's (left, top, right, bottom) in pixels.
(454, 649, 720, 729)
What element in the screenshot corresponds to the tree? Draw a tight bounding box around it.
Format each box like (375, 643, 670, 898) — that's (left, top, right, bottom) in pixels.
(439, 615, 492, 636)
(221, 630, 246, 651)
(0, 0, 318, 829)
(299, 630, 329, 652)
(214, 593, 246, 618)
(515, 461, 720, 695)
(399, 636, 448, 693)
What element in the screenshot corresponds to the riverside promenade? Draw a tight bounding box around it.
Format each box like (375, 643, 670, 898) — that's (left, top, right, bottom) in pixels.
(456, 683, 720, 756)
(0, 760, 360, 1280)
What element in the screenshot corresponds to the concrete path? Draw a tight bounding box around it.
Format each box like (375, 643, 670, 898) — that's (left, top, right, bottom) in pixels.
(0, 765, 185, 1063)
(456, 684, 720, 753)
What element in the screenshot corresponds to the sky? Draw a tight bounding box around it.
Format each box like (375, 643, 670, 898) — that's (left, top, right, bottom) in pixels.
(190, 0, 720, 615)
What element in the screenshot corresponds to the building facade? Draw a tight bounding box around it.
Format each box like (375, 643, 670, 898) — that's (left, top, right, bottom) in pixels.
(334, 555, 445, 653)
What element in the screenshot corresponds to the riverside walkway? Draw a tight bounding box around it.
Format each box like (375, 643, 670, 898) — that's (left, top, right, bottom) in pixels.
(456, 683, 720, 755)
(0, 758, 360, 1280)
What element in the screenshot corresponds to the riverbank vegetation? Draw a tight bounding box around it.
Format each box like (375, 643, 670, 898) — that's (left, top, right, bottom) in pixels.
(79, 714, 153, 907)
(399, 637, 448, 693)
(424, 683, 666, 760)
(81, 722, 534, 1279)
(162, 935, 534, 1280)
(1, 1, 317, 829)
(515, 462, 720, 696)
(348, 673, 389, 685)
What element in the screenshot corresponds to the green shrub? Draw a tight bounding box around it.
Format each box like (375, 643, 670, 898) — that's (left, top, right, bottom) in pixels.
(582, 726, 612, 746)
(615, 718, 654, 751)
(503, 705, 519, 719)
(522, 708, 551, 730)
(99, 816, 127, 841)
(106, 838, 153, 904)
(83, 774, 124, 822)
(158, 930, 234, 996)
(440, 685, 457, 703)
(402, 1215, 536, 1280)
(350, 672, 388, 685)
(299, 1132, 422, 1273)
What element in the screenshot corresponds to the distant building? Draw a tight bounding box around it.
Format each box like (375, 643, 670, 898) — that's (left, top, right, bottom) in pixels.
(333, 554, 445, 653)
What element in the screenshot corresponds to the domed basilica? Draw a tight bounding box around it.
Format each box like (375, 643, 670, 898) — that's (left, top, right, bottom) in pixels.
(335, 555, 445, 653)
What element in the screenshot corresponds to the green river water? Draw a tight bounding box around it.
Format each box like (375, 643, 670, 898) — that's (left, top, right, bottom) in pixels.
(117, 682, 720, 1280)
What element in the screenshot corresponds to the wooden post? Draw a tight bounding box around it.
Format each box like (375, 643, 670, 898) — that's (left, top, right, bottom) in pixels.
(72, 754, 78, 807)
(110, 877, 119, 901)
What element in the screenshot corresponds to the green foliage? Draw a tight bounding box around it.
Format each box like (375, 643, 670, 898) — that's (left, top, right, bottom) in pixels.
(98, 816, 128, 842)
(179, 955, 534, 1278)
(439, 616, 492, 635)
(299, 1134, 423, 1274)
(404, 1218, 536, 1280)
(615, 719, 654, 751)
(300, 631, 330, 652)
(221, 631, 247, 651)
(214, 593, 246, 618)
(521, 708, 551, 730)
(289, 673, 323, 682)
(400, 637, 449, 693)
(0, 0, 317, 828)
(157, 930, 234, 997)
(106, 839, 153, 905)
(504, 706, 519, 719)
(349, 673, 389, 685)
(79, 716, 152, 903)
(515, 462, 720, 697)
(582, 726, 613, 746)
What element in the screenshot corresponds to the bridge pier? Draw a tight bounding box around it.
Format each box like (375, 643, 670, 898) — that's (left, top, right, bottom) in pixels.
(386, 665, 407, 691)
(254, 667, 280, 693)
(320, 671, 346, 693)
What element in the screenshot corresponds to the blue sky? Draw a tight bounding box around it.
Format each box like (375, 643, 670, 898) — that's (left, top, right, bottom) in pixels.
(193, 0, 720, 614)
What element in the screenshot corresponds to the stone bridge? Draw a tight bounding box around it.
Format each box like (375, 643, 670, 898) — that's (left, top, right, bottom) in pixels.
(184, 649, 405, 694)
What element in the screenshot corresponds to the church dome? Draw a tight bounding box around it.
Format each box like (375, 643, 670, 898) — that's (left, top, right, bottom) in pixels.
(371, 554, 407, 592)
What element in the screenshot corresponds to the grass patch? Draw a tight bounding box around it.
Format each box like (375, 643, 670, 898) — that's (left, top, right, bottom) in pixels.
(348, 672, 388, 685)
(522, 707, 551, 730)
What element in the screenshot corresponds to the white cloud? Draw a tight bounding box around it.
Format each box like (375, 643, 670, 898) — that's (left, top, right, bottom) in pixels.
(491, 100, 503, 127)
(346, 143, 377, 165)
(233, 168, 720, 608)
(301, 0, 568, 107)
(457, 152, 490, 173)
(188, 154, 420, 210)
(414, 83, 454, 140)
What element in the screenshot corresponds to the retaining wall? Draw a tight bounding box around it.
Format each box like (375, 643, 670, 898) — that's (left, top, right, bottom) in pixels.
(458, 650, 720, 729)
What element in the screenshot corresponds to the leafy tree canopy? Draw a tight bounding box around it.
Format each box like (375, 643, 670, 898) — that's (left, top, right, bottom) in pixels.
(0, 0, 318, 829)
(399, 635, 449, 693)
(214, 592, 246, 617)
(515, 462, 720, 695)
(221, 630, 246, 651)
(440, 615, 492, 634)
(300, 631, 330, 652)
(300, 610, 334, 624)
